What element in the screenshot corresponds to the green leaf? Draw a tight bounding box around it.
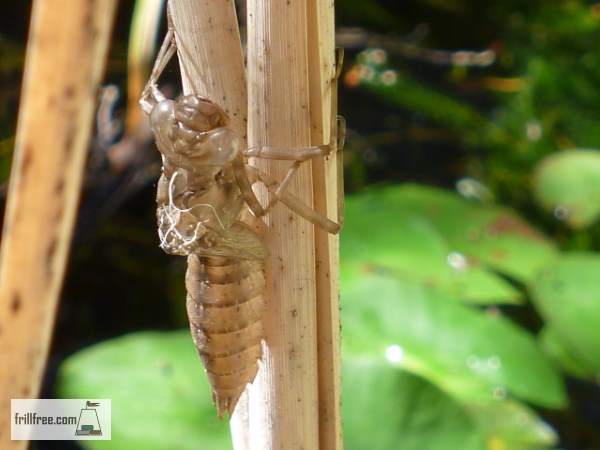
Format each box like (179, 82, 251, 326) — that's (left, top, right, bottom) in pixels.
(344, 359, 556, 450)
(539, 326, 596, 380)
(533, 150, 600, 228)
(341, 273, 566, 409)
(57, 330, 557, 450)
(385, 184, 558, 281)
(61, 335, 482, 450)
(56, 331, 229, 450)
(342, 186, 522, 304)
(343, 358, 486, 450)
(342, 185, 557, 305)
(466, 400, 557, 450)
(529, 253, 600, 376)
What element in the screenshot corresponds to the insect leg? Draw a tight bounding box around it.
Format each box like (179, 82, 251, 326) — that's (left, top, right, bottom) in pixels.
(335, 115, 346, 225)
(139, 27, 176, 114)
(246, 166, 340, 234)
(242, 142, 336, 219)
(244, 48, 347, 212)
(243, 49, 345, 164)
(333, 47, 346, 225)
(243, 144, 332, 161)
(240, 48, 346, 232)
(257, 161, 302, 213)
(274, 162, 301, 200)
(232, 154, 267, 218)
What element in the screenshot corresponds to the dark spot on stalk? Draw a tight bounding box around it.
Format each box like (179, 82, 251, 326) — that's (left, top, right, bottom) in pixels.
(21, 146, 33, 176)
(54, 178, 65, 195)
(46, 238, 58, 276)
(82, 0, 94, 35)
(64, 122, 77, 158)
(11, 293, 21, 314)
(64, 85, 75, 99)
(54, 203, 65, 223)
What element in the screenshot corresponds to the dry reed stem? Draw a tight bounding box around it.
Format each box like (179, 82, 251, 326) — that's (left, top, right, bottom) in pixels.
(307, 2, 343, 448)
(245, 0, 340, 448)
(165, 0, 253, 447)
(169, 0, 341, 448)
(0, 1, 116, 447)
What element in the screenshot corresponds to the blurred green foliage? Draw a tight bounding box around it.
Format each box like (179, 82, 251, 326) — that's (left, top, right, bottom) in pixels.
(58, 332, 230, 450)
(347, 1, 600, 228)
(11, 0, 599, 449)
(530, 253, 600, 376)
(533, 150, 600, 228)
(59, 185, 598, 450)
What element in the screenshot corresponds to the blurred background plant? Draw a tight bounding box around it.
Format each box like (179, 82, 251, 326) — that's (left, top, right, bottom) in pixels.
(2, 0, 600, 449)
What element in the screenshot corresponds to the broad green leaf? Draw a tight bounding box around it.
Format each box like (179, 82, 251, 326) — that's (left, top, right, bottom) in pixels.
(343, 358, 486, 450)
(529, 253, 600, 375)
(533, 150, 600, 228)
(341, 273, 566, 409)
(539, 327, 596, 380)
(342, 186, 522, 304)
(466, 400, 557, 450)
(56, 331, 229, 450)
(365, 184, 557, 281)
(60, 334, 482, 450)
(57, 331, 552, 450)
(344, 358, 555, 450)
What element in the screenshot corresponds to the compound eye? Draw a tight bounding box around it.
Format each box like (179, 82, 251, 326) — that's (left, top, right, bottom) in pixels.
(205, 128, 239, 165)
(150, 99, 175, 129)
(175, 95, 228, 132)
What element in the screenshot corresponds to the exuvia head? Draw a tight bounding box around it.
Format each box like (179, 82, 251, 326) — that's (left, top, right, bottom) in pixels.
(148, 93, 240, 168)
(174, 95, 229, 132)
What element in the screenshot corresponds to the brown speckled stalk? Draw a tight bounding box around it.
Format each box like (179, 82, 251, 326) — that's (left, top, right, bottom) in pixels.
(0, 2, 116, 447)
(186, 255, 266, 416)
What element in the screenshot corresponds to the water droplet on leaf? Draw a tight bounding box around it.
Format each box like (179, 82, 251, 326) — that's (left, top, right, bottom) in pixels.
(385, 344, 404, 364)
(447, 252, 468, 271)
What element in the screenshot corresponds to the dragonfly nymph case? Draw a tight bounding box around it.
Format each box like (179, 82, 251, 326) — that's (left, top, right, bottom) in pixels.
(139, 27, 345, 416)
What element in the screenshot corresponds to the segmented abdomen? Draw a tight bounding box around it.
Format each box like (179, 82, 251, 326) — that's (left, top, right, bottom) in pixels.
(185, 254, 265, 416)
